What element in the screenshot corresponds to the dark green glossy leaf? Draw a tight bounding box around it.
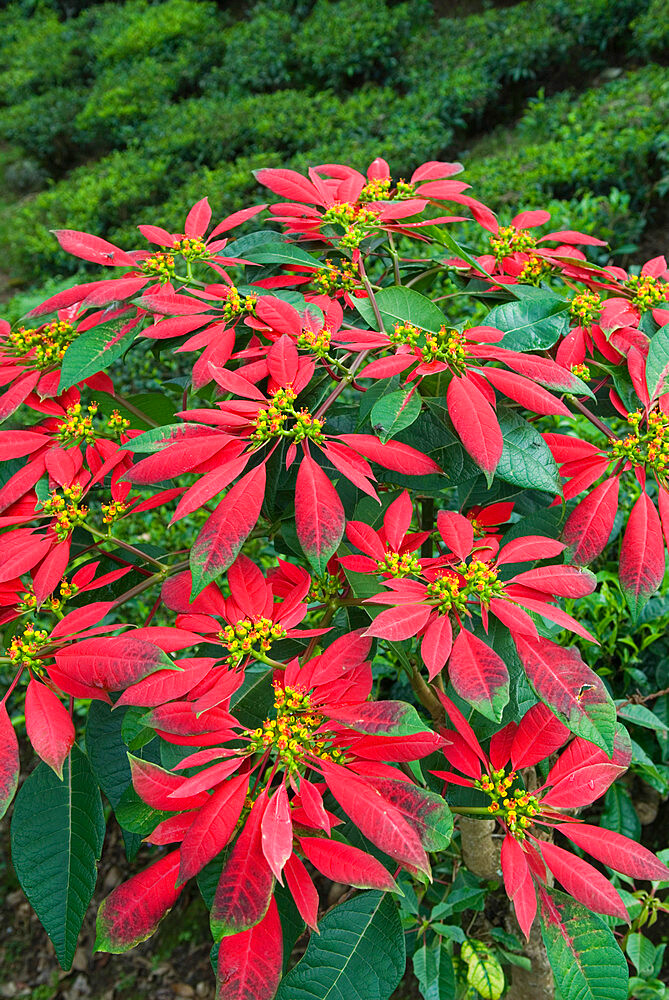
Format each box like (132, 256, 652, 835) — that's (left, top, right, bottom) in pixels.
(496, 409, 561, 494)
(59, 316, 136, 391)
(355, 285, 448, 334)
(487, 287, 569, 351)
(413, 940, 455, 1000)
(645, 323, 669, 400)
(371, 388, 422, 443)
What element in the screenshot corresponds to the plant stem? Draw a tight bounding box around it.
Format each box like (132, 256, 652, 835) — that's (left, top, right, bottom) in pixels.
(108, 391, 159, 428)
(86, 525, 166, 569)
(110, 559, 189, 611)
(387, 234, 402, 286)
(409, 663, 444, 723)
(566, 395, 619, 441)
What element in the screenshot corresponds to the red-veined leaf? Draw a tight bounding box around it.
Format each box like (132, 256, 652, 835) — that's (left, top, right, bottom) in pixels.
(619, 491, 665, 619)
(363, 603, 432, 641)
(95, 850, 183, 952)
(211, 795, 274, 940)
(511, 703, 570, 769)
(448, 629, 509, 721)
(190, 464, 266, 597)
(185, 197, 211, 238)
(179, 773, 249, 884)
(216, 896, 282, 1000)
(54, 635, 177, 693)
(295, 453, 345, 575)
(0, 703, 19, 819)
(53, 230, 136, 267)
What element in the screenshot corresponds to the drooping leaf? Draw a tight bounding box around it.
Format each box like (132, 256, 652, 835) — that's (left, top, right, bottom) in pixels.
(413, 940, 455, 1000)
(554, 823, 669, 881)
(216, 895, 283, 1000)
(619, 491, 665, 620)
(190, 463, 266, 596)
(514, 635, 616, 753)
(11, 746, 105, 969)
(0, 702, 19, 819)
(295, 453, 345, 575)
(274, 891, 405, 1000)
(539, 841, 628, 920)
(448, 629, 510, 722)
(461, 939, 505, 1000)
(96, 850, 183, 953)
(540, 888, 628, 1000)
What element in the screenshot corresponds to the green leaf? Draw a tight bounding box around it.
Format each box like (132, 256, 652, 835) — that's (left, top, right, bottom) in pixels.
(355, 285, 449, 334)
(615, 702, 668, 731)
(243, 242, 327, 269)
(10, 746, 105, 970)
(461, 939, 505, 1000)
(413, 940, 455, 1000)
(371, 388, 422, 443)
(121, 422, 201, 453)
(601, 783, 641, 841)
(626, 933, 657, 978)
(274, 891, 405, 1000)
(486, 287, 570, 351)
(496, 409, 561, 494)
(540, 888, 628, 1000)
(96, 391, 176, 431)
(645, 323, 669, 401)
(230, 666, 274, 731)
(58, 316, 137, 391)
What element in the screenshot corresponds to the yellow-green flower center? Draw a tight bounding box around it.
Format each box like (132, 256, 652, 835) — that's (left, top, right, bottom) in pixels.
(626, 273, 666, 311)
(250, 387, 326, 445)
(610, 409, 669, 478)
(247, 682, 345, 773)
(218, 617, 286, 667)
(4, 319, 77, 370)
(489, 225, 537, 261)
(475, 767, 539, 839)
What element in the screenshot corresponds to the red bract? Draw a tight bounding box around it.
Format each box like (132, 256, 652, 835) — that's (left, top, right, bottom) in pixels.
(364, 510, 596, 716)
(432, 693, 668, 937)
(339, 490, 430, 578)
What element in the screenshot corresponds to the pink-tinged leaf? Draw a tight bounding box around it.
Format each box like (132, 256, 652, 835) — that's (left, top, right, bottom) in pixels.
(211, 795, 274, 940)
(420, 613, 453, 680)
(299, 836, 397, 891)
(542, 761, 625, 808)
(96, 851, 183, 953)
(554, 823, 669, 881)
(129, 756, 211, 811)
(284, 854, 319, 931)
(0, 703, 19, 819)
(482, 367, 570, 416)
(190, 464, 266, 597)
(185, 197, 211, 239)
(448, 629, 509, 722)
(53, 230, 136, 267)
(437, 510, 474, 560)
(538, 840, 628, 920)
(337, 434, 442, 476)
(216, 896, 282, 1000)
(619, 491, 665, 619)
(261, 782, 293, 884)
(370, 776, 453, 852)
(447, 374, 502, 478)
(295, 453, 344, 575)
(496, 535, 565, 566)
(363, 603, 432, 641)
(179, 773, 249, 884)
(254, 167, 323, 204)
(511, 704, 570, 769)
(25, 679, 74, 778)
(318, 759, 429, 872)
(55, 636, 176, 693)
(562, 476, 619, 565)
(508, 565, 596, 598)
(514, 634, 616, 753)
(115, 657, 216, 708)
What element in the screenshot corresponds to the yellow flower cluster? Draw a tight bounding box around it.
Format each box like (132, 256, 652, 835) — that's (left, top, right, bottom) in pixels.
(5, 319, 76, 369)
(476, 768, 539, 839)
(218, 616, 286, 667)
(247, 682, 344, 773)
(489, 225, 537, 261)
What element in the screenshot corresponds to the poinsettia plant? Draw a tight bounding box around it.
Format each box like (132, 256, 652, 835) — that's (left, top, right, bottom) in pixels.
(1, 155, 668, 1000)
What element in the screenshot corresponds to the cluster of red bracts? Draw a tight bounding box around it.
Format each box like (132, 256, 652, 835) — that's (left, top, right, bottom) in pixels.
(0, 154, 668, 1000)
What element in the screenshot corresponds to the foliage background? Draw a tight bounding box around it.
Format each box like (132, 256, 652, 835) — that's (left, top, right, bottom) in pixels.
(0, 0, 668, 997)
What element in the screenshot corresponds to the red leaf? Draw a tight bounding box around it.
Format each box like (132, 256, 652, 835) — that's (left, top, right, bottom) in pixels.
(619, 491, 665, 618)
(179, 773, 249, 884)
(267, 335, 299, 387)
(369, 775, 453, 851)
(170, 454, 250, 524)
(0, 703, 19, 819)
(284, 854, 319, 930)
(482, 367, 570, 416)
(25, 679, 74, 778)
(420, 613, 453, 680)
(190, 463, 266, 596)
(295, 453, 345, 575)
(496, 535, 565, 566)
(129, 756, 211, 811)
(185, 197, 211, 239)
(363, 604, 432, 641)
(541, 761, 625, 807)
(0, 371, 41, 422)
(254, 167, 324, 204)
(96, 850, 183, 952)
(296, 777, 330, 833)
(436, 510, 474, 560)
(0, 530, 52, 584)
(508, 565, 596, 598)
(514, 634, 614, 751)
(211, 795, 275, 940)
(299, 836, 397, 891)
(338, 434, 442, 476)
(501, 834, 529, 899)
(261, 782, 293, 883)
(216, 896, 282, 1000)
(538, 840, 628, 920)
(125, 434, 231, 484)
(562, 476, 619, 565)
(53, 230, 136, 267)
(511, 704, 570, 769)
(115, 657, 216, 708)
(554, 823, 669, 881)
(448, 629, 509, 721)
(318, 759, 429, 872)
(447, 374, 502, 477)
(55, 635, 176, 693)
